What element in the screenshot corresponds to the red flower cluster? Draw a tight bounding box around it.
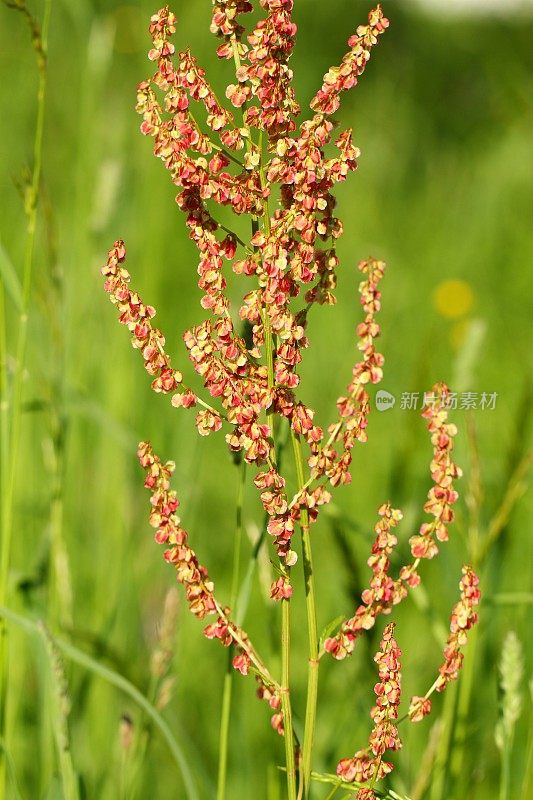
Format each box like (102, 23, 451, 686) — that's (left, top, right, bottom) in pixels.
(309, 257, 386, 488)
(409, 383, 462, 560)
(102, 241, 183, 395)
(137, 440, 283, 727)
(211, 1, 253, 55)
(103, 5, 394, 601)
(337, 623, 401, 792)
(311, 6, 389, 116)
(437, 565, 481, 689)
(325, 384, 464, 661)
(408, 695, 432, 723)
(137, 441, 215, 617)
(408, 566, 481, 722)
(256, 678, 284, 736)
(325, 504, 405, 660)
(237, 0, 300, 137)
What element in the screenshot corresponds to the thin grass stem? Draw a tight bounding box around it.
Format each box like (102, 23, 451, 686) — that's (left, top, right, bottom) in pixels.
(521, 697, 533, 800)
(216, 458, 246, 800)
(448, 622, 479, 790)
(291, 431, 319, 800)
(428, 679, 458, 800)
(281, 597, 298, 800)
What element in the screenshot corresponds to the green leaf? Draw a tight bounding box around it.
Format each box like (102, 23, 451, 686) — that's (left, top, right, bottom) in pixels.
(0, 238, 22, 310)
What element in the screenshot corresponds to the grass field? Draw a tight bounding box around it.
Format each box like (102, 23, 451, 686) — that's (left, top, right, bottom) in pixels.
(1, 1, 532, 798)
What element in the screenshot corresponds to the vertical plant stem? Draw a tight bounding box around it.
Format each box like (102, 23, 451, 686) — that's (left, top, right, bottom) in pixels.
(265, 301, 296, 797)
(281, 596, 297, 800)
(449, 621, 479, 790)
(499, 732, 512, 800)
(255, 133, 296, 797)
(291, 431, 319, 800)
(448, 419, 482, 791)
(217, 657, 235, 800)
(217, 459, 246, 800)
(0, 287, 8, 791)
(268, 316, 296, 797)
(230, 41, 296, 794)
(0, 286, 8, 580)
(0, 1, 52, 790)
(521, 705, 533, 800)
(429, 679, 458, 800)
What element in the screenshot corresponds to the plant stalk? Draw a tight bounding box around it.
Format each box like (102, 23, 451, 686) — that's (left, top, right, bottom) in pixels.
(291, 431, 319, 799)
(216, 459, 246, 800)
(429, 678, 458, 800)
(281, 596, 298, 800)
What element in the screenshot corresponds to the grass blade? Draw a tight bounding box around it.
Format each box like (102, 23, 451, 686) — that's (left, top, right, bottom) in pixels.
(0, 606, 200, 800)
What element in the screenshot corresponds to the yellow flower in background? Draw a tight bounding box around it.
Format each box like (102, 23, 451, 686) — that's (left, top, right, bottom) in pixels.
(433, 279, 474, 319)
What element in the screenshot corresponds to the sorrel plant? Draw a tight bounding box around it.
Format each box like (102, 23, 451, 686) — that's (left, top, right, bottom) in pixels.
(101, 4, 480, 798)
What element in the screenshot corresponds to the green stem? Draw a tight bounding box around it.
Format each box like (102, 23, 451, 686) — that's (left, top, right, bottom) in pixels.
(281, 597, 298, 800)
(429, 679, 458, 800)
(216, 459, 246, 800)
(0, 605, 200, 800)
(269, 336, 296, 799)
(0, 285, 7, 520)
(217, 659, 234, 800)
(0, 288, 7, 788)
(251, 118, 296, 798)
(500, 731, 513, 800)
(229, 44, 296, 794)
(0, 1, 52, 791)
(449, 621, 479, 791)
(291, 431, 319, 800)
(521, 706, 533, 800)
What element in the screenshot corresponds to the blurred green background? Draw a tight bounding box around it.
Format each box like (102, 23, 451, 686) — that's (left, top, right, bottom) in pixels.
(1, 0, 532, 798)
